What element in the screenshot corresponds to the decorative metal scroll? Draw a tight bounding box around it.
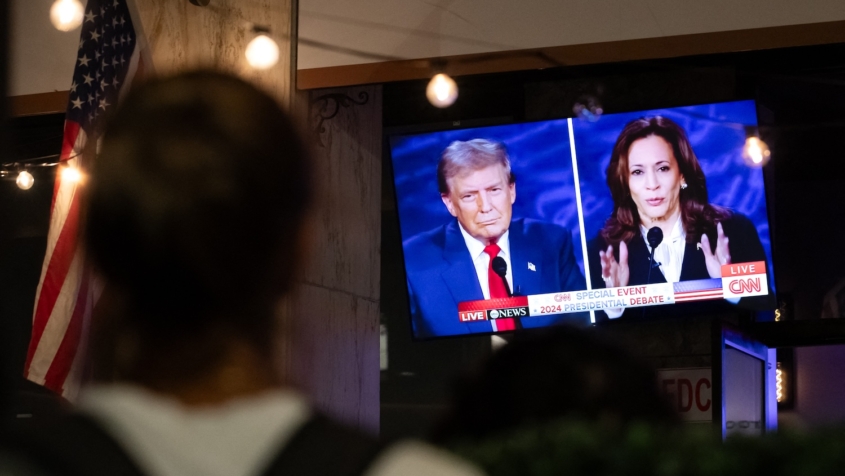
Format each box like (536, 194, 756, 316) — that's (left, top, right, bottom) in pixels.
(310, 91, 369, 147)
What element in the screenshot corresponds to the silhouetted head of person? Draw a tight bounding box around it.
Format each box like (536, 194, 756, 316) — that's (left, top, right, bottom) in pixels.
(433, 326, 677, 443)
(83, 71, 312, 388)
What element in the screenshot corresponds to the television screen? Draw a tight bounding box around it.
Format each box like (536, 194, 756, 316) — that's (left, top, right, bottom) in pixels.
(389, 100, 776, 340)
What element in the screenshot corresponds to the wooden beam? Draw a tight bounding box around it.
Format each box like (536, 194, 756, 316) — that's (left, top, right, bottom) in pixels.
(9, 91, 68, 117)
(297, 19, 845, 90)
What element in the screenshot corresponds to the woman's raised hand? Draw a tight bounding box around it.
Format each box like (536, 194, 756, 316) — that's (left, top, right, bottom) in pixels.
(700, 221, 731, 278)
(599, 241, 629, 289)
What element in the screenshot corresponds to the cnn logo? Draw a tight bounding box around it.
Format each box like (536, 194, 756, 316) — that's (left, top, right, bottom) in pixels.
(728, 277, 761, 294)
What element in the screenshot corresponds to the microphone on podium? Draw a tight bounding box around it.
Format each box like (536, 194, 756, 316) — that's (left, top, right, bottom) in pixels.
(645, 226, 663, 282)
(643, 227, 664, 319)
(492, 256, 512, 297)
(647, 226, 664, 251)
(492, 256, 522, 330)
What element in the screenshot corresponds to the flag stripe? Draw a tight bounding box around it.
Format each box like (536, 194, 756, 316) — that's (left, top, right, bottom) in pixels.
(40, 130, 85, 295)
(50, 122, 81, 212)
(25, 184, 82, 375)
(43, 264, 91, 392)
(675, 293, 724, 302)
(27, 249, 85, 384)
(676, 292, 723, 298)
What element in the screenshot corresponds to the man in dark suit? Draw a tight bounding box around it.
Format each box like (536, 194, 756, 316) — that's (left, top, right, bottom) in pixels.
(404, 139, 587, 339)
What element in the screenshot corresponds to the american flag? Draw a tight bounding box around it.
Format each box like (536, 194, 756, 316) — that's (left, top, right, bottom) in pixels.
(25, 0, 145, 398)
(673, 278, 724, 302)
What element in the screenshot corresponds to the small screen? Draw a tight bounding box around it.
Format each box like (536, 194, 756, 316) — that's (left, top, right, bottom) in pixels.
(389, 100, 775, 340)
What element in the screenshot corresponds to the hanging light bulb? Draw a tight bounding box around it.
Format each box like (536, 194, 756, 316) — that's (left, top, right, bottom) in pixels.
(426, 73, 458, 108)
(742, 136, 771, 167)
(50, 0, 85, 32)
(245, 34, 280, 70)
(16, 171, 35, 190)
(61, 166, 83, 183)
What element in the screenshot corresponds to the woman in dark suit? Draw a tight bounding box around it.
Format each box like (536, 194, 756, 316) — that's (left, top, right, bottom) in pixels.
(588, 116, 769, 318)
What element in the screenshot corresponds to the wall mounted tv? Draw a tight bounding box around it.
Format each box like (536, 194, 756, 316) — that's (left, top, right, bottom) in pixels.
(388, 100, 776, 340)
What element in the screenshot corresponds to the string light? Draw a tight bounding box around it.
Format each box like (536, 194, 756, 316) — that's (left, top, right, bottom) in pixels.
(426, 73, 458, 108)
(742, 126, 771, 167)
(776, 362, 784, 403)
(16, 171, 35, 190)
(245, 34, 280, 70)
(61, 166, 83, 184)
(50, 0, 85, 32)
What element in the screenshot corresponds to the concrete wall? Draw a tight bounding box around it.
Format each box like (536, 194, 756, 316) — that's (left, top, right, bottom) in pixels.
(290, 86, 382, 432)
(134, 0, 294, 105)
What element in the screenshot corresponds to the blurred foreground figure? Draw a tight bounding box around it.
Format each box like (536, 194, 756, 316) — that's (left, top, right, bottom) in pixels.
(1, 71, 480, 476)
(433, 326, 677, 443)
(434, 329, 845, 476)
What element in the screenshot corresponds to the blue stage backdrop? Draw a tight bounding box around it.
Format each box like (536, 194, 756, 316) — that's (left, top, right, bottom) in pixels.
(572, 100, 775, 285)
(389, 120, 585, 270)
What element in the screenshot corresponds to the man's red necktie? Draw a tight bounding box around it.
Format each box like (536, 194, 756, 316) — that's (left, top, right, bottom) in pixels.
(483, 243, 515, 332)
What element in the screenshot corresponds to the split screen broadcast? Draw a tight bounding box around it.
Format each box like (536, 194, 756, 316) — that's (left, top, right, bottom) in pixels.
(389, 100, 776, 340)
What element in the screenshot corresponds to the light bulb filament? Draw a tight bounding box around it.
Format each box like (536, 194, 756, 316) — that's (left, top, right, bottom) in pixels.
(61, 166, 83, 183)
(245, 34, 280, 70)
(426, 73, 458, 108)
(50, 0, 85, 32)
(16, 171, 35, 190)
(742, 136, 771, 167)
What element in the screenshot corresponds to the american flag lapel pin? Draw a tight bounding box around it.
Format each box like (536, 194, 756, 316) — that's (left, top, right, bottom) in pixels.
(528, 262, 536, 271)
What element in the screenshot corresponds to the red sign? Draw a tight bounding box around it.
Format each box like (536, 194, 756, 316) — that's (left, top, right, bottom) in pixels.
(658, 368, 712, 423)
(458, 310, 487, 322)
(721, 261, 766, 277)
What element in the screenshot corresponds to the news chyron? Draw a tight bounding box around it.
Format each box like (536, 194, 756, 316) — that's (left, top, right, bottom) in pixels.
(457, 261, 769, 323)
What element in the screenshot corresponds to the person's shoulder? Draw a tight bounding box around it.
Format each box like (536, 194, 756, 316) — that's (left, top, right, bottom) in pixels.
(366, 440, 485, 476)
(402, 222, 459, 271)
(402, 223, 451, 263)
(1, 411, 144, 476)
(724, 210, 753, 225)
(514, 218, 572, 240)
(719, 210, 757, 233)
(403, 222, 451, 252)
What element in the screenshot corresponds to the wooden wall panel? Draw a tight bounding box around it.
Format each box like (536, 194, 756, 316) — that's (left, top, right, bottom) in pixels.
(304, 86, 382, 301)
(291, 284, 380, 433)
(284, 85, 382, 432)
(134, 0, 293, 106)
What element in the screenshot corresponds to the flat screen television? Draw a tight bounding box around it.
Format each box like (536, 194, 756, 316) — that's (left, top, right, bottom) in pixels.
(388, 100, 776, 340)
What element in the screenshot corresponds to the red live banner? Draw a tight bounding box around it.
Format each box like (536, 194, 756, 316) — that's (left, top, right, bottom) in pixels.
(458, 296, 529, 322)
